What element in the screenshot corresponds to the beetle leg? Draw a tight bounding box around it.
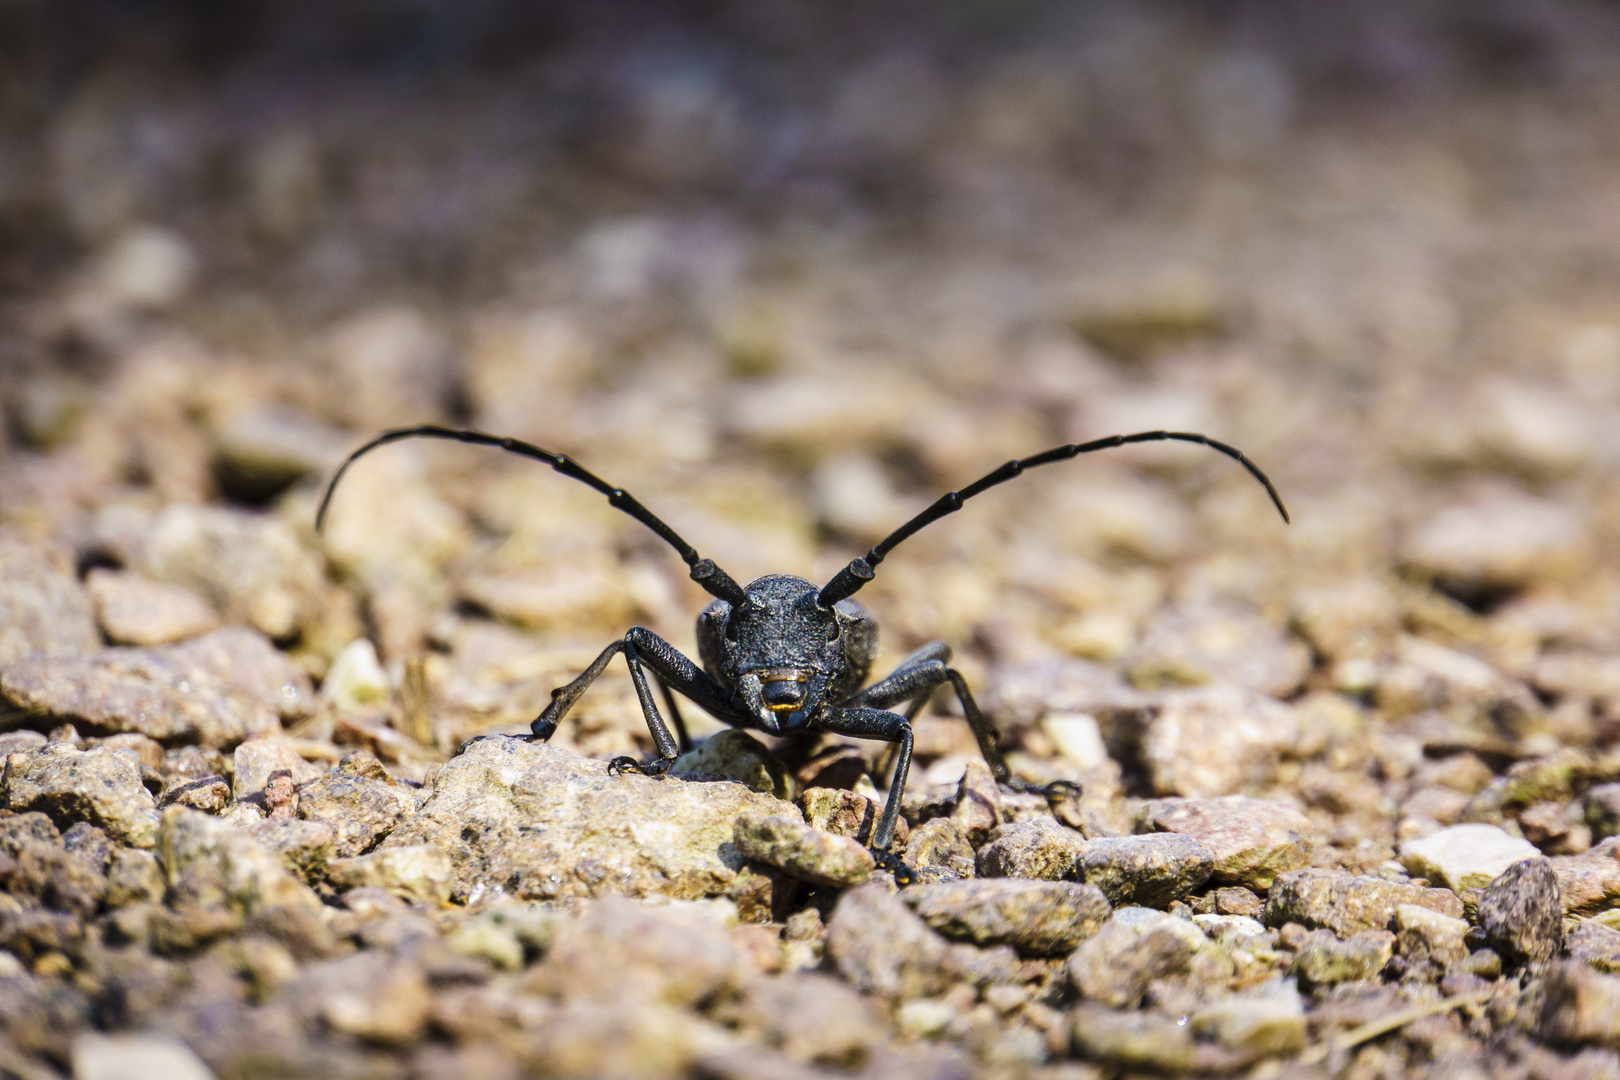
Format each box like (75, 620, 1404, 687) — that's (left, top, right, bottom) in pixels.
(655, 675, 692, 755)
(848, 648, 1076, 803)
(537, 627, 745, 773)
(850, 654, 1012, 783)
(816, 706, 914, 857)
(530, 639, 627, 741)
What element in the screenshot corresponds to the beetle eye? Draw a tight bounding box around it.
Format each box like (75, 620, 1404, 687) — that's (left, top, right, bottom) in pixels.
(826, 619, 841, 642)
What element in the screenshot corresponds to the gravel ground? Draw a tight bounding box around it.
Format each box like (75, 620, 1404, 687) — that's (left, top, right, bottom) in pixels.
(5, 2, 1620, 1077)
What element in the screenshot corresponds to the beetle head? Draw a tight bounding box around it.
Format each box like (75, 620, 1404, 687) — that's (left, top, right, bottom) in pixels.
(706, 575, 849, 734)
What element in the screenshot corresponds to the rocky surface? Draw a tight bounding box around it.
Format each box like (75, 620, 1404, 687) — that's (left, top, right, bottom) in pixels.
(1, 741, 160, 847)
(1077, 833, 1213, 907)
(0, 628, 314, 747)
(385, 736, 794, 902)
(1400, 823, 1545, 891)
(3, 5, 1620, 1077)
(1137, 795, 1314, 890)
(902, 879, 1111, 956)
(84, 569, 220, 647)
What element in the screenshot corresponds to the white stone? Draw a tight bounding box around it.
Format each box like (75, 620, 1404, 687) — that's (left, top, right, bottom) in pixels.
(1193, 913, 1267, 941)
(1043, 712, 1109, 770)
(1399, 823, 1542, 891)
(1393, 902, 1469, 942)
(896, 999, 957, 1038)
(320, 638, 391, 712)
(73, 1032, 216, 1080)
(1111, 906, 1208, 951)
(95, 227, 196, 311)
(232, 735, 321, 800)
(1190, 981, 1306, 1056)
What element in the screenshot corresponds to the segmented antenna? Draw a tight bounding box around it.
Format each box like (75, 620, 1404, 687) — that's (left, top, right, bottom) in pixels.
(818, 430, 1289, 608)
(315, 425, 750, 607)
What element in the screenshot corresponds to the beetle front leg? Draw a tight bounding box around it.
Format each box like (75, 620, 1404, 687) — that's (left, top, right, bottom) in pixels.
(817, 706, 914, 866)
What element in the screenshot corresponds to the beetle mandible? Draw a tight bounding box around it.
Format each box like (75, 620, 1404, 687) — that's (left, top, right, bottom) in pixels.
(316, 425, 1288, 872)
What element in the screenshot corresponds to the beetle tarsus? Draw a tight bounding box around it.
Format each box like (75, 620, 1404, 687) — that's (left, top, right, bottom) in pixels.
(869, 847, 915, 886)
(607, 755, 675, 777)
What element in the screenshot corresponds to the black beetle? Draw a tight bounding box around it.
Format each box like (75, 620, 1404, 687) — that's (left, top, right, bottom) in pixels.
(317, 425, 1287, 869)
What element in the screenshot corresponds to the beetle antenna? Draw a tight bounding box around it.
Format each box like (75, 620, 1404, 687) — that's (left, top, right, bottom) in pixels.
(818, 430, 1289, 607)
(316, 425, 749, 606)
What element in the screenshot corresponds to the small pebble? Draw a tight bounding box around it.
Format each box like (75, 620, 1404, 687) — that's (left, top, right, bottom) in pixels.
(1399, 824, 1543, 892)
(1477, 856, 1564, 965)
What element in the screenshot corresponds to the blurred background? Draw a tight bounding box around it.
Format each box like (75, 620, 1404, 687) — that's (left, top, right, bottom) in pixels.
(4, 0, 1620, 780)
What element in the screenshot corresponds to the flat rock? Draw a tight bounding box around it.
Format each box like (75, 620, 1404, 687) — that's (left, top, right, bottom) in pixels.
(1289, 578, 1401, 662)
(1402, 494, 1587, 598)
(160, 776, 231, 814)
(1477, 856, 1564, 965)
(903, 879, 1111, 956)
(0, 627, 314, 747)
(209, 405, 349, 503)
(157, 805, 322, 915)
(1400, 823, 1542, 891)
(977, 817, 1088, 880)
(72, 1033, 216, 1080)
(1393, 903, 1469, 972)
(1539, 961, 1620, 1048)
(137, 503, 326, 641)
(904, 817, 975, 879)
(1567, 920, 1620, 974)
(1138, 686, 1299, 797)
(382, 736, 797, 903)
(329, 844, 452, 904)
(1126, 602, 1311, 697)
(246, 817, 337, 883)
(1069, 1006, 1198, 1072)
(950, 759, 1002, 845)
(1066, 919, 1195, 1009)
(733, 812, 873, 889)
(233, 735, 322, 800)
(1, 741, 160, 847)
(1190, 984, 1307, 1058)
(1137, 795, 1315, 890)
(672, 730, 791, 800)
(981, 659, 1144, 730)
(801, 787, 883, 848)
(527, 895, 742, 1007)
(296, 753, 417, 858)
(0, 537, 99, 667)
(1549, 839, 1620, 916)
(1264, 869, 1464, 937)
(1078, 833, 1212, 907)
(824, 882, 1020, 1001)
(728, 972, 885, 1066)
(1293, 928, 1395, 986)
(1587, 783, 1620, 842)
(85, 568, 219, 646)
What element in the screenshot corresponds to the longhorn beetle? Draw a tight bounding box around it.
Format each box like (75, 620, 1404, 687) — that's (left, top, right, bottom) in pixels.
(316, 425, 1288, 875)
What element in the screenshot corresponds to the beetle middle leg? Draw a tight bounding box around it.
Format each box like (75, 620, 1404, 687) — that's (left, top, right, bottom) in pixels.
(848, 643, 1014, 782)
(849, 643, 1078, 803)
(530, 627, 741, 773)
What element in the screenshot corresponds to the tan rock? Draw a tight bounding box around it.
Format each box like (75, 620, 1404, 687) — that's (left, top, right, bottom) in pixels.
(85, 569, 218, 646)
(1138, 795, 1315, 890)
(382, 736, 796, 903)
(0, 627, 314, 747)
